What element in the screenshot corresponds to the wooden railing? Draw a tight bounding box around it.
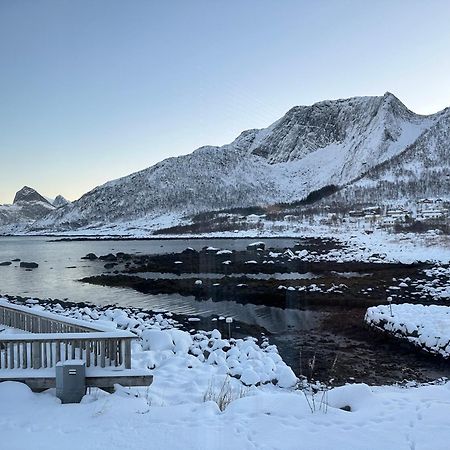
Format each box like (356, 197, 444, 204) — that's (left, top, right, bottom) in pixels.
(0, 333, 132, 369)
(0, 300, 134, 370)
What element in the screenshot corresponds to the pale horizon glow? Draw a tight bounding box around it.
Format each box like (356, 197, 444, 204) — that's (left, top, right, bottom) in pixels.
(1, 0, 450, 203)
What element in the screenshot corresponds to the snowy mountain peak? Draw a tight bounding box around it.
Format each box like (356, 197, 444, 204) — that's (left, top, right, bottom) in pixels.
(1, 186, 55, 232)
(13, 186, 52, 205)
(332, 105, 450, 205)
(245, 93, 422, 165)
(53, 195, 70, 208)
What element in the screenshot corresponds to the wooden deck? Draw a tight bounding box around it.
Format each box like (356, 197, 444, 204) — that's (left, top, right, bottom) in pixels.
(0, 300, 152, 392)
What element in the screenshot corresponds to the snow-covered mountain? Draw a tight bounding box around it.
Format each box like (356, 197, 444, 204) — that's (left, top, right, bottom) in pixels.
(0, 186, 55, 232)
(329, 107, 450, 206)
(30, 93, 445, 232)
(52, 195, 70, 208)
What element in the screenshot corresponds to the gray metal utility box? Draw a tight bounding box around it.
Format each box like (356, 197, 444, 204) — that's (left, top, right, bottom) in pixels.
(56, 360, 86, 404)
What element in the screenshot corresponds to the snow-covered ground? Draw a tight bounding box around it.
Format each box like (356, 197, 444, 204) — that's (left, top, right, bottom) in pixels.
(3, 370, 450, 449)
(3, 299, 450, 448)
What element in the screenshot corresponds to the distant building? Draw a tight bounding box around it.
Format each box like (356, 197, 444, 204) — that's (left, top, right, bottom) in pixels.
(363, 206, 381, 215)
(386, 209, 409, 222)
(419, 209, 447, 220)
(382, 216, 397, 226)
(348, 210, 365, 218)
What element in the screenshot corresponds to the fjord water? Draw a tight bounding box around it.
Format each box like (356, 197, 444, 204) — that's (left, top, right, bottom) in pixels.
(0, 236, 312, 334)
(2, 236, 449, 383)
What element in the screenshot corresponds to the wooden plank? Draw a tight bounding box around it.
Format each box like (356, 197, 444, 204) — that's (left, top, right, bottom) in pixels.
(0, 374, 153, 392)
(32, 342, 41, 369)
(86, 341, 91, 367)
(100, 340, 106, 368)
(23, 342, 27, 368)
(55, 341, 61, 364)
(43, 342, 47, 368)
(9, 343, 14, 369)
(86, 375, 153, 389)
(124, 339, 132, 369)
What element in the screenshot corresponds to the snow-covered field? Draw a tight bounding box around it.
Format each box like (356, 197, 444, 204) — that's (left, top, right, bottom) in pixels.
(365, 304, 450, 358)
(3, 300, 450, 448)
(3, 368, 450, 449)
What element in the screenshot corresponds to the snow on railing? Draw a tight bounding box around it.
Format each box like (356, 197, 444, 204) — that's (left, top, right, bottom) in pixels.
(0, 299, 116, 333)
(0, 299, 134, 370)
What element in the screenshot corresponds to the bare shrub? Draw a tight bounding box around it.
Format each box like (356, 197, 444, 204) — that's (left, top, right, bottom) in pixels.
(298, 352, 339, 414)
(203, 376, 248, 412)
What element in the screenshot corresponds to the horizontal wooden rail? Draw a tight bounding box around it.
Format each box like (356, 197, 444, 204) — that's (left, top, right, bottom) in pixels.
(0, 300, 112, 333)
(0, 369, 153, 392)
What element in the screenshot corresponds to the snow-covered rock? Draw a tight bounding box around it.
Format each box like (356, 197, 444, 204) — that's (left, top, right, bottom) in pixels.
(326, 383, 376, 412)
(141, 329, 176, 352)
(365, 304, 450, 357)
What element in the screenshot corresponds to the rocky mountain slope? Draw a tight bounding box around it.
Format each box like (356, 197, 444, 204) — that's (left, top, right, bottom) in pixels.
(329, 107, 450, 206)
(0, 186, 55, 232)
(30, 93, 444, 233)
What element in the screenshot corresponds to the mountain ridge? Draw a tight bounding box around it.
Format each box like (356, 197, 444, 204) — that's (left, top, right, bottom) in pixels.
(16, 93, 449, 234)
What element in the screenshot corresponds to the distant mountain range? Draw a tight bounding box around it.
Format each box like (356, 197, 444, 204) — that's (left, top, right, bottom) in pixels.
(2, 93, 449, 235)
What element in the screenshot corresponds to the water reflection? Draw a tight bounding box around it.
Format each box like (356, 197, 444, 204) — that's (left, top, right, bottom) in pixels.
(0, 236, 312, 334)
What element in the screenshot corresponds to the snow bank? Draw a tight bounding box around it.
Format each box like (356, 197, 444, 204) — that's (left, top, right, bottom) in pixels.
(365, 304, 450, 357)
(326, 383, 376, 412)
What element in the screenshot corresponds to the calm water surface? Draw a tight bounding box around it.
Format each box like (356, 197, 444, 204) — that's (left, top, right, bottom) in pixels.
(0, 236, 315, 334)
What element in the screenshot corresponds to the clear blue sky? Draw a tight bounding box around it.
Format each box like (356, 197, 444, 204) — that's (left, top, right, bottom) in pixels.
(1, 0, 449, 203)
